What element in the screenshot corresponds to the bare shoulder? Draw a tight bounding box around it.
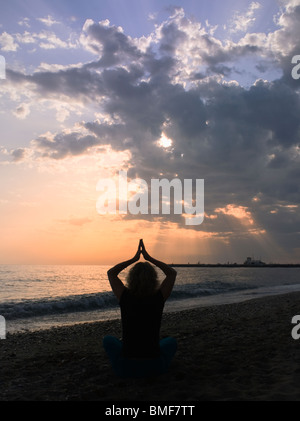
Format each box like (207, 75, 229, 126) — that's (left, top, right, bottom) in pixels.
(159, 270, 177, 301)
(107, 270, 125, 302)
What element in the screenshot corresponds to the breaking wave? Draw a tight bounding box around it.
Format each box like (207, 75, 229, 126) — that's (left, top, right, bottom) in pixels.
(0, 281, 255, 320)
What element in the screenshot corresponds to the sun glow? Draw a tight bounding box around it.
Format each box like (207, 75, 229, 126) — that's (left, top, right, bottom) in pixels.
(215, 204, 254, 226)
(158, 133, 173, 149)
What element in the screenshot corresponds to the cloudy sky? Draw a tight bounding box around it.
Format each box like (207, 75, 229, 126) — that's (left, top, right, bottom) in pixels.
(0, 0, 299, 264)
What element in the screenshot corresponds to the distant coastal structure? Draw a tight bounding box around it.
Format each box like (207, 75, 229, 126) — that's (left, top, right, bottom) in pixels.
(170, 258, 300, 268)
(244, 257, 266, 267)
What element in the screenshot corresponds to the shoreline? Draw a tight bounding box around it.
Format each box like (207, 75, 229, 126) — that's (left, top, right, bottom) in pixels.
(1, 291, 300, 401)
(6, 282, 300, 335)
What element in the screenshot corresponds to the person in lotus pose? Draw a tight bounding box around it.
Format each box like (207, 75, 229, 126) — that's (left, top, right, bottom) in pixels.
(103, 239, 177, 378)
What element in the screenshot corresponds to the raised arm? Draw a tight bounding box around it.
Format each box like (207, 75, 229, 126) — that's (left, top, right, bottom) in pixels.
(141, 240, 177, 301)
(107, 241, 142, 301)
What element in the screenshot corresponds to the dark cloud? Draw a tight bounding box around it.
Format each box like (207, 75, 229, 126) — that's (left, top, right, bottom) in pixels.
(11, 148, 26, 162)
(82, 19, 142, 67)
(7, 66, 105, 100)
(33, 132, 99, 159)
(159, 21, 188, 55)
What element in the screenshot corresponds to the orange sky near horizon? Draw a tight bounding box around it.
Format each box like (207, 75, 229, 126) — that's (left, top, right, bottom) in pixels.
(0, 153, 289, 266)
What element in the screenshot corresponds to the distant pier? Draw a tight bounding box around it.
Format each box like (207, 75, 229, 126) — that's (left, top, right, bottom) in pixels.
(169, 256, 300, 268)
(170, 263, 300, 268)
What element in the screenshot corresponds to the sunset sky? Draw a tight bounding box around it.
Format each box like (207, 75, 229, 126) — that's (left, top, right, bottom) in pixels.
(0, 0, 299, 265)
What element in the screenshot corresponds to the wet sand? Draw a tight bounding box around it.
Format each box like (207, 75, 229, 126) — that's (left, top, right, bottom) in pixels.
(1, 292, 300, 401)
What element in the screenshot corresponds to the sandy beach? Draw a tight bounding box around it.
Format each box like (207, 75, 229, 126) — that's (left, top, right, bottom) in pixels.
(1, 292, 300, 401)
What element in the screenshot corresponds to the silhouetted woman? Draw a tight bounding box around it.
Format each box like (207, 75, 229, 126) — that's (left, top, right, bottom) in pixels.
(103, 240, 177, 378)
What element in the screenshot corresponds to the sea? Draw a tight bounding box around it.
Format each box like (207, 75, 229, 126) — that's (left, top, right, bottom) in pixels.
(1, 264, 300, 334)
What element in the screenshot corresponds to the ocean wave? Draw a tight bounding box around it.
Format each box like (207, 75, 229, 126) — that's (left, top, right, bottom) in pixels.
(0, 281, 255, 320)
(0, 292, 117, 320)
(170, 281, 255, 300)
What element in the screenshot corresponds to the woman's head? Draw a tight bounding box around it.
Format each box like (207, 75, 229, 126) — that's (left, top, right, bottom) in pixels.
(127, 262, 159, 298)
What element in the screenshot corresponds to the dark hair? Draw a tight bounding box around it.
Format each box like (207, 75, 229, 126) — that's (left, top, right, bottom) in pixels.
(127, 262, 159, 298)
